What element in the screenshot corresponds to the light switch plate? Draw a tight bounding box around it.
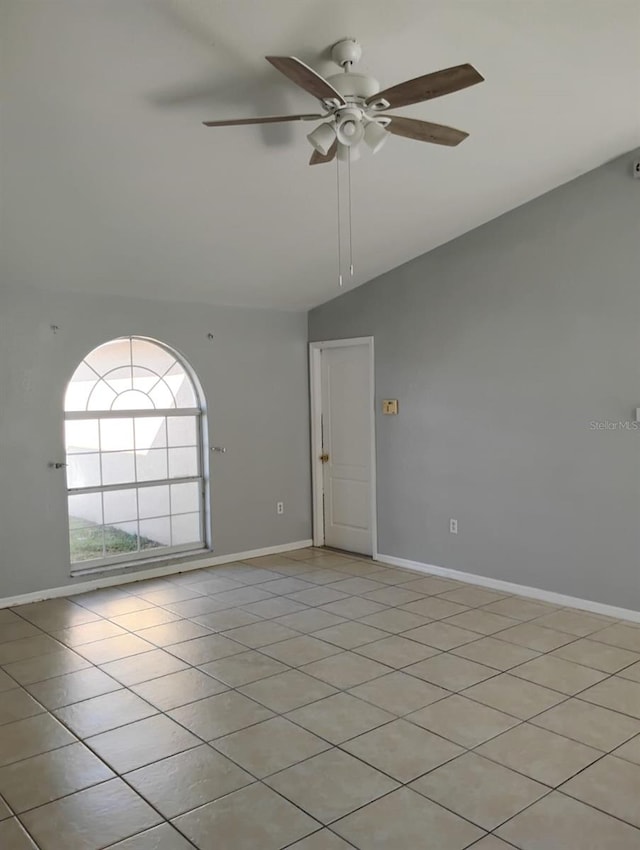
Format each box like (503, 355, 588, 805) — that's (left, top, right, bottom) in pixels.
(382, 399, 399, 415)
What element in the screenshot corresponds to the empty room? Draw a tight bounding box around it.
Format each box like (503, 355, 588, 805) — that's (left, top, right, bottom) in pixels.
(1, 1, 640, 848)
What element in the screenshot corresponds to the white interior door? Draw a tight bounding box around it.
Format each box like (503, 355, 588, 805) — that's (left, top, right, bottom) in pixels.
(320, 343, 373, 556)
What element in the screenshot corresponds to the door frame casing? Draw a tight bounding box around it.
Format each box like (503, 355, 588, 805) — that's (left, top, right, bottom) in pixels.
(309, 337, 377, 559)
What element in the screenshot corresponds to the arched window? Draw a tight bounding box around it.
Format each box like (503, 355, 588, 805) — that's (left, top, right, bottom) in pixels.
(64, 337, 206, 570)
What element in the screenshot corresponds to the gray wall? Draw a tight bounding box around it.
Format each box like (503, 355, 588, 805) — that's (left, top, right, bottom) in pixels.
(310, 149, 640, 611)
(0, 284, 310, 598)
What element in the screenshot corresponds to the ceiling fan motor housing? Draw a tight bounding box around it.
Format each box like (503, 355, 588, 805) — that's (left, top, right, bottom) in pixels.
(326, 72, 379, 102)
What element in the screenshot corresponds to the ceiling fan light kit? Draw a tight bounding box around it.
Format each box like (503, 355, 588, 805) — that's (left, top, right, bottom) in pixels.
(307, 122, 336, 156)
(364, 120, 389, 154)
(203, 39, 484, 285)
(335, 107, 366, 148)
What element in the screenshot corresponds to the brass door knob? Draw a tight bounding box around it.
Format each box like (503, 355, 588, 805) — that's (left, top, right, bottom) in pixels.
(319, 453, 329, 463)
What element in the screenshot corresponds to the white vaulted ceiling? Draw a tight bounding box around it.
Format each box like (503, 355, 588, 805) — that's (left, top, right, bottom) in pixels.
(1, 0, 639, 310)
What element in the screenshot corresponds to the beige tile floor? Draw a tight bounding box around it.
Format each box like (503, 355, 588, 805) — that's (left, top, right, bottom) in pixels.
(1, 549, 640, 849)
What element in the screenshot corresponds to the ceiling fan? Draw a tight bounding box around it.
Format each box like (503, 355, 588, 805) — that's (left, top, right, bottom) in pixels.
(203, 39, 484, 165)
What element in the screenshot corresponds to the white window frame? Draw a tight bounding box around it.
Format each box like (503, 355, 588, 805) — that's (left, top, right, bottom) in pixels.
(64, 337, 209, 576)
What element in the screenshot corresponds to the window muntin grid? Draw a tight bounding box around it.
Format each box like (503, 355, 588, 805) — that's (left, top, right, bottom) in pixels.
(64, 337, 205, 568)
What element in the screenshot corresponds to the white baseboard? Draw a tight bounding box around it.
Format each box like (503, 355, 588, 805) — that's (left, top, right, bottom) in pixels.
(0, 540, 313, 610)
(376, 553, 640, 624)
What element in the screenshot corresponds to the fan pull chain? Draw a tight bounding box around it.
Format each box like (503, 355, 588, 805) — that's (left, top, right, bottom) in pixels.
(347, 145, 354, 278)
(335, 146, 355, 288)
(336, 151, 343, 287)
(343, 52, 353, 278)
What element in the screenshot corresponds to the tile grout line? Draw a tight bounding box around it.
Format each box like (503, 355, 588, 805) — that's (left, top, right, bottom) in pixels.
(1, 551, 640, 849)
(5, 633, 640, 847)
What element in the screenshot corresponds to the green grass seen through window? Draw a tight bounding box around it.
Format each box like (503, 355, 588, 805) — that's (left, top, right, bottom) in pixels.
(69, 516, 161, 562)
